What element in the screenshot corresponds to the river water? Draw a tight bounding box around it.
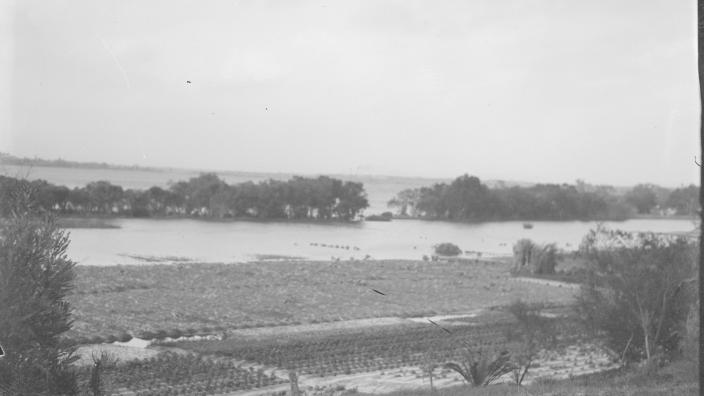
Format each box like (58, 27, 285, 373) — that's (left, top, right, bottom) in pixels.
(1, 165, 695, 266)
(64, 217, 695, 266)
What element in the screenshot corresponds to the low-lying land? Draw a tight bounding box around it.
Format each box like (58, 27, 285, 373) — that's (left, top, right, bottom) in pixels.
(69, 259, 574, 341)
(67, 259, 697, 395)
(77, 310, 619, 395)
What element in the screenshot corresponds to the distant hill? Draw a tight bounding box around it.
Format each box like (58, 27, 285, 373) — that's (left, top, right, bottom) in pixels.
(0, 152, 163, 172)
(0, 152, 540, 189)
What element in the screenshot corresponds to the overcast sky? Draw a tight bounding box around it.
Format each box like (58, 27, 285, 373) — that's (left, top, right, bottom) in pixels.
(0, 0, 699, 186)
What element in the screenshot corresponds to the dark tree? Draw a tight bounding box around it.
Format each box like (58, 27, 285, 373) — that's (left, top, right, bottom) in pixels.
(85, 181, 124, 213)
(625, 184, 658, 214)
(387, 188, 420, 216)
(0, 182, 78, 395)
(666, 185, 700, 215)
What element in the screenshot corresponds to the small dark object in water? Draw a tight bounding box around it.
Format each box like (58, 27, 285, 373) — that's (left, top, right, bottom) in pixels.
(371, 289, 386, 296)
(523, 223, 534, 229)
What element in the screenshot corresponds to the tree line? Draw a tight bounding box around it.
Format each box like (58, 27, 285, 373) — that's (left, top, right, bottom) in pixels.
(0, 173, 369, 221)
(387, 174, 699, 221)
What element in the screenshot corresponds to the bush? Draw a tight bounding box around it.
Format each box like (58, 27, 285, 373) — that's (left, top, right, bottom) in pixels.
(512, 239, 534, 271)
(434, 243, 462, 257)
(531, 244, 557, 274)
(443, 347, 513, 386)
(512, 239, 557, 275)
(117, 333, 133, 343)
(0, 184, 78, 394)
(575, 226, 696, 363)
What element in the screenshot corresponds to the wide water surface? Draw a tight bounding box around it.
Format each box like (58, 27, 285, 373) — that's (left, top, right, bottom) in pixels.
(66, 218, 695, 266)
(2, 165, 695, 266)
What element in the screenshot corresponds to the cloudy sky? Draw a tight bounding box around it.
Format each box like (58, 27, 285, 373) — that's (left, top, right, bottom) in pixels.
(0, 0, 699, 186)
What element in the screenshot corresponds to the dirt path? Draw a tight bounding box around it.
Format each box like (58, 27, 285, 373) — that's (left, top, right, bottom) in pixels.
(510, 276, 581, 290)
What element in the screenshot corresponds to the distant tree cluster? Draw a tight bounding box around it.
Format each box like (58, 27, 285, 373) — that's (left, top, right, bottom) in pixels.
(387, 175, 699, 221)
(0, 174, 369, 221)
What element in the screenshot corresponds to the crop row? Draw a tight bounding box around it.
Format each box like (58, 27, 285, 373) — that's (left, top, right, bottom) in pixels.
(175, 319, 585, 377)
(76, 353, 288, 395)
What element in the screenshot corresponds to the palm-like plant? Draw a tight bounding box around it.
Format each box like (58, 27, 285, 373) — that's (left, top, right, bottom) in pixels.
(444, 347, 513, 386)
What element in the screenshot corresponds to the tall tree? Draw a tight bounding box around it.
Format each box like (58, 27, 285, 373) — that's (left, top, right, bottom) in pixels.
(0, 181, 78, 394)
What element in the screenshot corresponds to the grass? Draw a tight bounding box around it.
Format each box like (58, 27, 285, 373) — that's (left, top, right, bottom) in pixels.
(368, 360, 699, 395)
(68, 259, 574, 340)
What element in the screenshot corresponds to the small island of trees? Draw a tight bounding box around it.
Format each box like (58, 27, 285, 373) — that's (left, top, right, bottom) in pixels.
(0, 173, 370, 222)
(387, 174, 699, 222)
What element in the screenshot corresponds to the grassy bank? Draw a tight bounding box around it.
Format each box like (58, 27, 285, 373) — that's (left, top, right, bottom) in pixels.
(68, 259, 574, 341)
(370, 360, 698, 395)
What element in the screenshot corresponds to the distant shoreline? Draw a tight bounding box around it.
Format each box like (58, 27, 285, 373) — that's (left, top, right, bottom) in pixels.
(390, 213, 697, 223)
(55, 214, 366, 228)
(0, 152, 452, 184)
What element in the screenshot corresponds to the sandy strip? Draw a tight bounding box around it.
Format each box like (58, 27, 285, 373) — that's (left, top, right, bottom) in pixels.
(510, 277, 581, 290)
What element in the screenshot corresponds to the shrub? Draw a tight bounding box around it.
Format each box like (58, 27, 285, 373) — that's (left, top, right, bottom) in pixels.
(117, 333, 132, 343)
(0, 183, 78, 394)
(511, 239, 557, 275)
(443, 346, 513, 386)
(531, 243, 557, 274)
(575, 226, 696, 363)
(434, 243, 462, 257)
(512, 239, 534, 271)
(88, 351, 118, 396)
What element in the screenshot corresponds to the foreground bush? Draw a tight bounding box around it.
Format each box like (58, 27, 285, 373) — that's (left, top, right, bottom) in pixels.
(0, 184, 78, 394)
(575, 226, 696, 363)
(512, 239, 557, 275)
(444, 347, 512, 387)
